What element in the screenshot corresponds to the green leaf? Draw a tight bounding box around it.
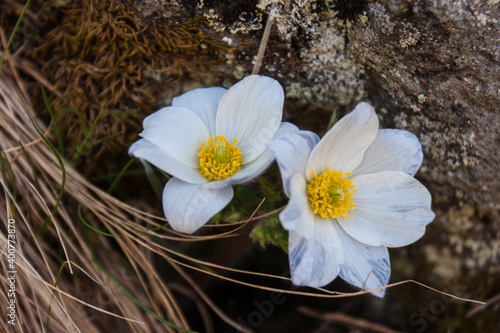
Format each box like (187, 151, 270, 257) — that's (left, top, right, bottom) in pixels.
(106, 158, 137, 194)
(46, 262, 67, 331)
(259, 176, 282, 205)
(58, 107, 88, 135)
(77, 204, 118, 238)
(251, 214, 288, 252)
(19, 141, 41, 192)
(326, 109, 338, 132)
(139, 159, 163, 200)
(26, 109, 66, 233)
(0, 0, 32, 67)
(0, 151, 17, 216)
(41, 85, 66, 156)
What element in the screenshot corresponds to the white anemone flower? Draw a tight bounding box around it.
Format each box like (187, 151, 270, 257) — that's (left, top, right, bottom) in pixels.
(267, 102, 435, 297)
(129, 75, 297, 234)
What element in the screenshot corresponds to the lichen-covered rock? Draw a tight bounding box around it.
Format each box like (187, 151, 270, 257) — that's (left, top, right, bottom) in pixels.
(344, 1, 500, 291)
(348, 1, 499, 211)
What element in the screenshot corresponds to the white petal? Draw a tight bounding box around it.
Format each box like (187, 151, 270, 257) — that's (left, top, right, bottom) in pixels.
(129, 139, 208, 184)
(172, 87, 227, 135)
(216, 75, 284, 162)
(279, 174, 315, 239)
(162, 178, 234, 234)
(140, 106, 210, 168)
(306, 102, 378, 177)
(267, 129, 319, 196)
(334, 223, 390, 297)
(202, 122, 299, 190)
(288, 217, 343, 287)
(352, 129, 423, 177)
(338, 171, 435, 247)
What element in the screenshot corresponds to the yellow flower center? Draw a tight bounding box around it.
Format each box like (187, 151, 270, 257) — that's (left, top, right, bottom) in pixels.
(198, 135, 243, 181)
(306, 168, 356, 219)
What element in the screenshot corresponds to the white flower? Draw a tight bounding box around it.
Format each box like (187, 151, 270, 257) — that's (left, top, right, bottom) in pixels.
(267, 102, 435, 297)
(129, 75, 297, 234)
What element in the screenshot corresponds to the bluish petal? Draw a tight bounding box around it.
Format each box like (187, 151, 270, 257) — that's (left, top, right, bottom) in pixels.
(267, 129, 319, 196)
(334, 222, 391, 297)
(288, 216, 343, 287)
(162, 178, 234, 234)
(338, 171, 435, 247)
(279, 174, 315, 239)
(232, 122, 299, 184)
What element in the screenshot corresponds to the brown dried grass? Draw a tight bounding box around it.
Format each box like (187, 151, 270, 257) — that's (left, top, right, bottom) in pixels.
(0, 66, 252, 332)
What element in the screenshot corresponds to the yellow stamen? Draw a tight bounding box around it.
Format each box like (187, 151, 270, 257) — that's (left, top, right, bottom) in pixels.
(306, 168, 356, 219)
(198, 135, 242, 181)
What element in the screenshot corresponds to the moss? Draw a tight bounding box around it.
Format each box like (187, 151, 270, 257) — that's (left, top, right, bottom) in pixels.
(251, 214, 288, 252)
(21, 0, 228, 174)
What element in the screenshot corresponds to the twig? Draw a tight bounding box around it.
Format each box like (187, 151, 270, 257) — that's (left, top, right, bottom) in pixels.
(170, 283, 214, 333)
(169, 260, 254, 333)
(252, 1, 278, 75)
(466, 293, 500, 317)
(298, 306, 399, 333)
